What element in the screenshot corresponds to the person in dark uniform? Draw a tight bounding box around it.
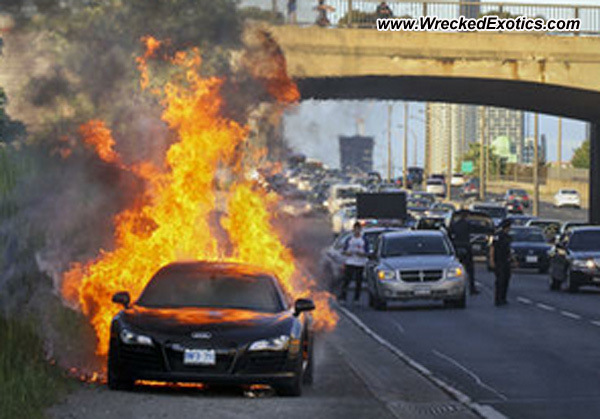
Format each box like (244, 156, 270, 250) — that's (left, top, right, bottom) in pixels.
(449, 211, 479, 295)
(491, 219, 512, 306)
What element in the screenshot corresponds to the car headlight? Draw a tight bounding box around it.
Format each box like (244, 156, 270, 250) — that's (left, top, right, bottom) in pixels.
(572, 259, 596, 270)
(120, 329, 154, 346)
(248, 335, 290, 352)
(447, 266, 464, 280)
(377, 269, 396, 281)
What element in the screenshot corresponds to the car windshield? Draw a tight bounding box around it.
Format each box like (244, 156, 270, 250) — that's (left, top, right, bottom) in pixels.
(561, 190, 578, 195)
(137, 270, 284, 312)
(510, 229, 546, 242)
(569, 231, 600, 251)
(510, 189, 527, 196)
(474, 206, 506, 219)
(382, 235, 451, 257)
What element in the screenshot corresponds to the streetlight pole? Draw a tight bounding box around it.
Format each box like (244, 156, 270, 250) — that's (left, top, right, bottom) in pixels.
(403, 102, 409, 188)
(479, 106, 486, 201)
(533, 113, 540, 217)
(446, 107, 453, 201)
(557, 116, 563, 174)
(387, 104, 392, 182)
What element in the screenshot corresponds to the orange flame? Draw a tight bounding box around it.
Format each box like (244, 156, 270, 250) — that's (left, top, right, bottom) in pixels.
(61, 38, 336, 358)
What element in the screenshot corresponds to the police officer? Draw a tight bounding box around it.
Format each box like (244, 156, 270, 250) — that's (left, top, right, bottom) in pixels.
(449, 211, 479, 295)
(491, 219, 512, 306)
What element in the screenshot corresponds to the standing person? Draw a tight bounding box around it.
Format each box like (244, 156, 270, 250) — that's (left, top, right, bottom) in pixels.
(490, 219, 512, 306)
(376, 1, 394, 19)
(315, 0, 335, 27)
(287, 0, 297, 24)
(339, 222, 369, 303)
(449, 211, 479, 295)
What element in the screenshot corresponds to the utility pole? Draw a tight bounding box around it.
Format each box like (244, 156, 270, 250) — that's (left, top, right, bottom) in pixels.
(533, 113, 540, 217)
(479, 106, 486, 201)
(557, 117, 563, 174)
(272, 0, 278, 14)
(424, 103, 431, 179)
(446, 107, 453, 201)
(403, 102, 409, 188)
(387, 104, 392, 182)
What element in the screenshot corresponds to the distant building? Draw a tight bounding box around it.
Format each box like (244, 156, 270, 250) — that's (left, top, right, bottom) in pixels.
(521, 134, 547, 164)
(339, 135, 374, 173)
(425, 103, 477, 175)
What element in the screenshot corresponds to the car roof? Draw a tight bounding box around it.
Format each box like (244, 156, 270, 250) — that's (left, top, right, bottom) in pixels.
(154, 261, 275, 278)
(570, 226, 600, 233)
(528, 219, 560, 223)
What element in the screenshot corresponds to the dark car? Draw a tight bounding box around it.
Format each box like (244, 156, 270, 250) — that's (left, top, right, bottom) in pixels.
(549, 227, 600, 292)
(461, 178, 479, 199)
(504, 188, 530, 208)
(554, 221, 587, 243)
(489, 227, 551, 273)
(469, 203, 507, 227)
(505, 199, 524, 214)
(108, 262, 315, 396)
(450, 210, 495, 257)
(415, 216, 448, 231)
(410, 192, 436, 206)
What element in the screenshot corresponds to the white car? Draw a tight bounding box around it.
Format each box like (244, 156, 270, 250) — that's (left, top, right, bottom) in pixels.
(554, 189, 581, 208)
(425, 178, 446, 197)
(450, 174, 465, 187)
(331, 207, 357, 235)
(326, 183, 366, 214)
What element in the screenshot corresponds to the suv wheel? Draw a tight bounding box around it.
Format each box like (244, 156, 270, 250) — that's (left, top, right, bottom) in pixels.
(566, 269, 579, 293)
(107, 340, 134, 391)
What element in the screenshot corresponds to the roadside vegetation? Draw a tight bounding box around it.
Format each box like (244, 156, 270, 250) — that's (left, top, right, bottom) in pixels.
(0, 316, 70, 419)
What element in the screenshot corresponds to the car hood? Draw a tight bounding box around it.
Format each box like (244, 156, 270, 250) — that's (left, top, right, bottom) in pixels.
(570, 251, 600, 260)
(512, 242, 551, 252)
(119, 306, 295, 343)
(379, 255, 456, 270)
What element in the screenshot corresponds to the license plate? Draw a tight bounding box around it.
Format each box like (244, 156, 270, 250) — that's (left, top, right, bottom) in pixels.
(414, 286, 431, 296)
(472, 244, 481, 251)
(183, 349, 216, 366)
(526, 256, 538, 263)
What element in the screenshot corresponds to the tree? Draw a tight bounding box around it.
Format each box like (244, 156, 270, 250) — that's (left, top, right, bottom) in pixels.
(458, 142, 504, 177)
(571, 139, 590, 169)
(0, 89, 26, 143)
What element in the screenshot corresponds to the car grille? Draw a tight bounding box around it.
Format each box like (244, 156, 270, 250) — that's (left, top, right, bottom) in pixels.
(398, 269, 444, 282)
(236, 352, 288, 374)
(120, 345, 165, 372)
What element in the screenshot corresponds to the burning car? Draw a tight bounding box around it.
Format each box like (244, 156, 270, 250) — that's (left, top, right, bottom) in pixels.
(107, 261, 315, 396)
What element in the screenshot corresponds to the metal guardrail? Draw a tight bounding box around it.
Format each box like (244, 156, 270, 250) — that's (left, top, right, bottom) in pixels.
(244, 0, 600, 35)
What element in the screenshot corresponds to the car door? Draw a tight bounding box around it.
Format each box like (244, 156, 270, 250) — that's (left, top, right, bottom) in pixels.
(327, 233, 350, 278)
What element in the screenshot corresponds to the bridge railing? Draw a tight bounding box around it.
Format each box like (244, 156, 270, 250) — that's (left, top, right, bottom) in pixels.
(244, 0, 600, 35)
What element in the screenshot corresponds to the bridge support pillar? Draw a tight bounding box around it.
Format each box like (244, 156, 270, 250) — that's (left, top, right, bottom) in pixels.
(590, 122, 600, 224)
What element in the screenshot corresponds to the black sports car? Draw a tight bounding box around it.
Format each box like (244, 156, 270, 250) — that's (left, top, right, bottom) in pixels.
(108, 261, 315, 396)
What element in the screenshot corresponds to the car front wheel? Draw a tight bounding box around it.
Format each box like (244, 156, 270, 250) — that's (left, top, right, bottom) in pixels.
(275, 358, 303, 397)
(566, 269, 579, 293)
(107, 340, 134, 391)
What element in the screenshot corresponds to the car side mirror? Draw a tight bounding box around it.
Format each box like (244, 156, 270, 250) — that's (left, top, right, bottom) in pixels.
(112, 291, 130, 308)
(294, 298, 315, 316)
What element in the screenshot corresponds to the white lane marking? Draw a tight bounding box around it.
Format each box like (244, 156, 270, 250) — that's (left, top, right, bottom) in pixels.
(394, 320, 405, 334)
(536, 303, 556, 312)
(432, 349, 508, 401)
(560, 311, 582, 320)
(517, 297, 532, 304)
(336, 303, 508, 418)
(590, 320, 600, 327)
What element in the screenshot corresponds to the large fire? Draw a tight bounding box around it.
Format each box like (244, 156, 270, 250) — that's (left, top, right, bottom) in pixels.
(61, 38, 337, 357)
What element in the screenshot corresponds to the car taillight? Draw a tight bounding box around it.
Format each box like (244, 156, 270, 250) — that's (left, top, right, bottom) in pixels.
(509, 195, 514, 200)
(523, 195, 529, 200)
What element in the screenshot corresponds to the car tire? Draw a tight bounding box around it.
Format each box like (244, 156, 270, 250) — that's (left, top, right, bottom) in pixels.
(107, 340, 134, 391)
(302, 337, 314, 386)
(372, 293, 387, 311)
(275, 360, 303, 397)
(566, 269, 579, 293)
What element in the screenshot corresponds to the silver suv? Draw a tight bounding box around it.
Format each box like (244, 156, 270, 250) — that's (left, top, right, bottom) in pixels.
(365, 230, 467, 310)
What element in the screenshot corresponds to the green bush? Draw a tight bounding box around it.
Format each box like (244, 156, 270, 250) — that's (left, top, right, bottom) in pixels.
(0, 316, 70, 419)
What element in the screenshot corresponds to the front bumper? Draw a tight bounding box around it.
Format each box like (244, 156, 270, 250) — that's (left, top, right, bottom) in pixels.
(513, 253, 549, 269)
(112, 340, 301, 385)
(375, 279, 465, 301)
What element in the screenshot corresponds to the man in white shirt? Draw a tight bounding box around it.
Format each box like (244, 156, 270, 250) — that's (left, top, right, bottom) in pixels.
(339, 222, 369, 303)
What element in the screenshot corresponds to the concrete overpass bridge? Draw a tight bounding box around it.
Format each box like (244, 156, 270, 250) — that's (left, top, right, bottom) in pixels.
(259, 22, 600, 223)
